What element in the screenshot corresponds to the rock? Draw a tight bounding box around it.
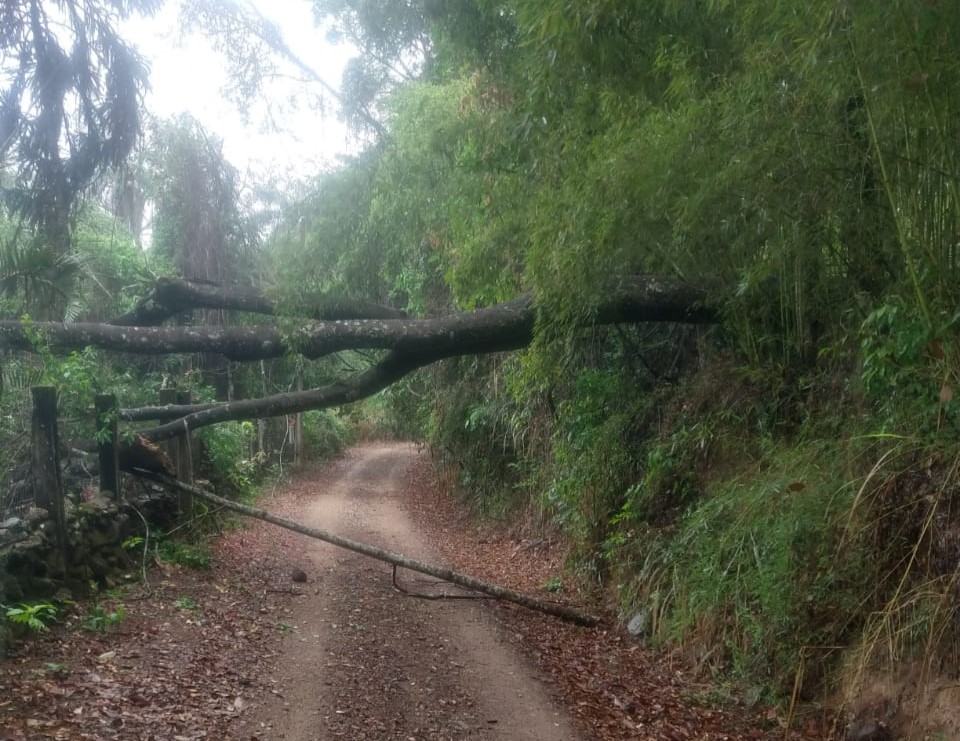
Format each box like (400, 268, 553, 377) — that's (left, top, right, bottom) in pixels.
(2, 516, 22, 532)
(23, 577, 57, 599)
(627, 610, 651, 637)
(4, 576, 24, 602)
(24, 507, 50, 527)
(846, 721, 892, 741)
(89, 555, 111, 578)
(291, 568, 308, 583)
(64, 578, 90, 597)
(86, 522, 120, 548)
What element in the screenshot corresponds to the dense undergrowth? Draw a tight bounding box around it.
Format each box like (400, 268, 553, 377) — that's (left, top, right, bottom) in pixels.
(404, 315, 960, 710)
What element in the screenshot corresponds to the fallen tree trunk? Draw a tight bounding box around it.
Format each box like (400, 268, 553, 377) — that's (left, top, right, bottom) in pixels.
(0, 276, 715, 362)
(110, 277, 407, 326)
(120, 401, 217, 422)
(137, 471, 600, 627)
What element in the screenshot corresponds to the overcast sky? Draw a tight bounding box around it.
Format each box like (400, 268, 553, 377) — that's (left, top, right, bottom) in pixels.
(121, 0, 357, 181)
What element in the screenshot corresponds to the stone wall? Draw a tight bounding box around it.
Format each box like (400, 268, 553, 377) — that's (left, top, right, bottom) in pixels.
(1, 485, 178, 606)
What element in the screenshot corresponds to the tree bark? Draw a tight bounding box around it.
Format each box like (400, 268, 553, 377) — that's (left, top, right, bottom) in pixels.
(138, 472, 600, 627)
(110, 276, 407, 326)
(1, 276, 716, 440)
(137, 349, 430, 441)
(1, 276, 715, 362)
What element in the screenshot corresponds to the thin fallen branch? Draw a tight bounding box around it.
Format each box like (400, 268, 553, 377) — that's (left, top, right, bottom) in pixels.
(128, 502, 152, 591)
(135, 471, 600, 627)
(120, 402, 217, 422)
(391, 564, 485, 601)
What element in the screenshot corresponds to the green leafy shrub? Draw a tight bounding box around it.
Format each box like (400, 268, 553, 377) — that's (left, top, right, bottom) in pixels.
(357, 374, 431, 440)
(860, 302, 960, 435)
(426, 357, 534, 518)
(4, 602, 57, 633)
(81, 603, 125, 633)
(545, 369, 639, 572)
(302, 409, 352, 458)
(157, 540, 212, 570)
(197, 421, 258, 499)
(174, 596, 199, 611)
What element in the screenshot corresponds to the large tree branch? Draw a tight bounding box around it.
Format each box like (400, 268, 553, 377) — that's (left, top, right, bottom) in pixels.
(137, 277, 715, 441)
(2, 277, 715, 362)
(138, 349, 431, 441)
(110, 276, 407, 326)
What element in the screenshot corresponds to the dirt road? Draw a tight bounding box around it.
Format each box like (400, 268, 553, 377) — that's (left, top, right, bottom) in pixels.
(249, 443, 580, 740)
(0, 443, 826, 740)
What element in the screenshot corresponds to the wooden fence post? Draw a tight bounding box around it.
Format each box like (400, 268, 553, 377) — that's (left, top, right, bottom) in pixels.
(31, 386, 66, 559)
(158, 388, 178, 469)
(176, 390, 195, 498)
(95, 393, 120, 500)
(176, 391, 194, 483)
(157, 388, 190, 514)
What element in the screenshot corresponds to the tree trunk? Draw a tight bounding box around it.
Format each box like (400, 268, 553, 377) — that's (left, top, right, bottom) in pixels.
(0, 276, 715, 362)
(110, 276, 407, 326)
(2, 276, 718, 441)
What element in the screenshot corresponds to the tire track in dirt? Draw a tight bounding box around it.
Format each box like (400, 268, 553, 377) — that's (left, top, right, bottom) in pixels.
(250, 443, 579, 740)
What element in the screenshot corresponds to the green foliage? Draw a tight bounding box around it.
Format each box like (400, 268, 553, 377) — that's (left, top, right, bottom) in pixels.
(4, 602, 57, 633)
(426, 357, 534, 518)
(157, 540, 212, 570)
(0, 0, 155, 247)
(197, 422, 258, 499)
(72, 202, 171, 319)
(268, 153, 397, 312)
(20, 321, 105, 435)
(301, 409, 353, 458)
(545, 369, 639, 570)
(541, 576, 563, 593)
(860, 302, 960, 433)
(258, 0, 960, 706)
(148, 115, 257, 284)
(0, 199, 161, 322)
(651, 443, 869, 694)
(82, 603, 125, 633)
(354, 375, 431, 440)
(174, 596, 199, 611)
(81, 583, 125, 633)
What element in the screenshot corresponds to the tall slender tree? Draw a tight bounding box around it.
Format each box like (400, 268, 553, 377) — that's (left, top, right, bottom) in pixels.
(0, 0, 159, 255)
(148, 115, 254, 288)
